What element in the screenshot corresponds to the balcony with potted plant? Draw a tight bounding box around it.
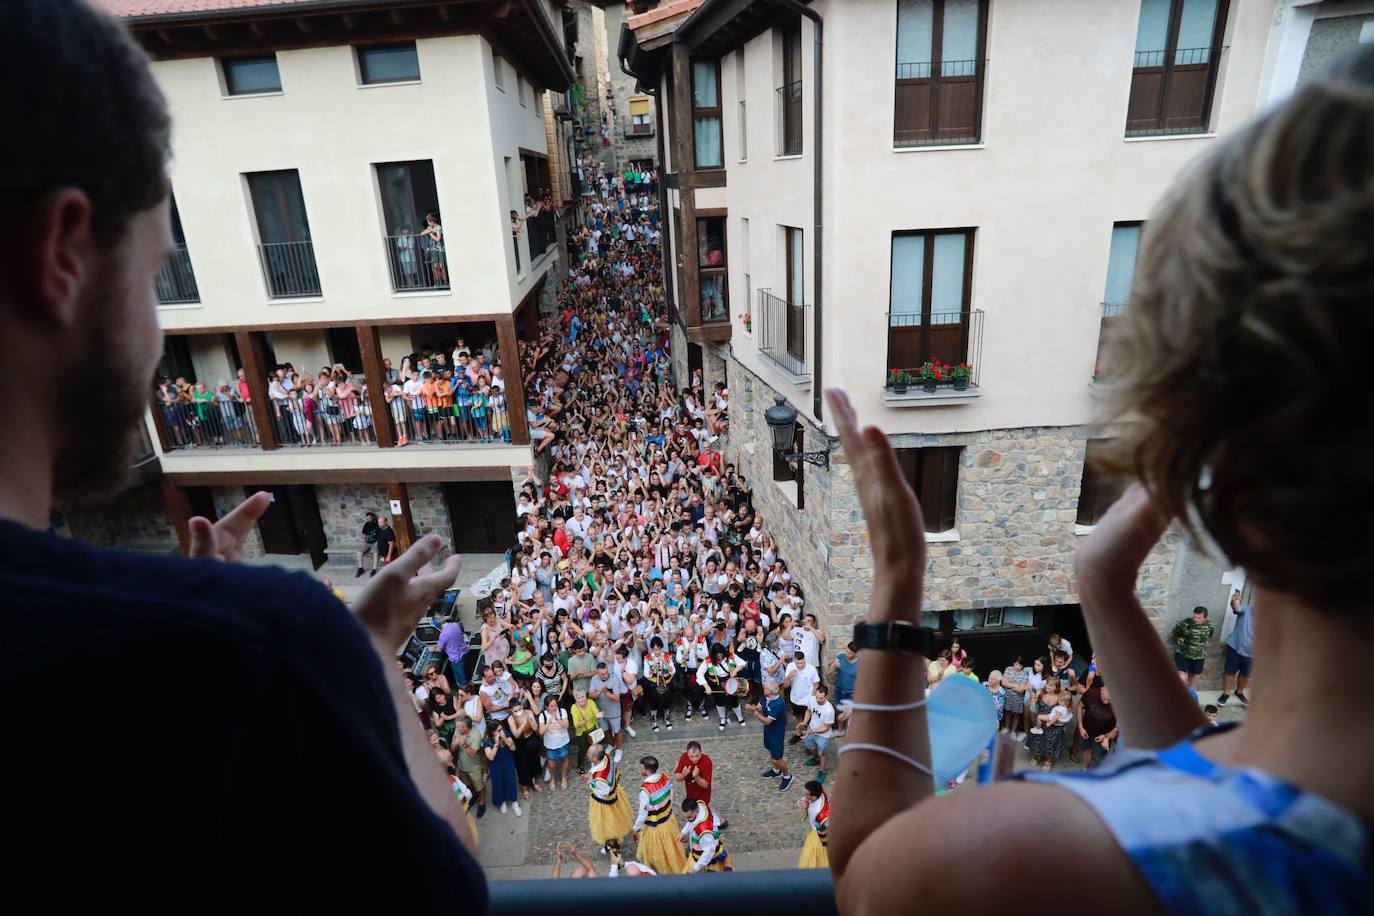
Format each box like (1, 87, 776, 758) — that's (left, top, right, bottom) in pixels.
(884, 358, 981, 406)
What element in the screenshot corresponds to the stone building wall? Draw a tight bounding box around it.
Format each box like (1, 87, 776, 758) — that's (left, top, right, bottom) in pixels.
(601, 1, 658, 170)
(60, 484, 177, 552)
(408, 483, 453, 556)
(723, 350, 1184, 658)
(316, 484, 390, 555)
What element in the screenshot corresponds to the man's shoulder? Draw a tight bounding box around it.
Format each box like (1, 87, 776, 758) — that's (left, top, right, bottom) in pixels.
(1, 524, 348, 651)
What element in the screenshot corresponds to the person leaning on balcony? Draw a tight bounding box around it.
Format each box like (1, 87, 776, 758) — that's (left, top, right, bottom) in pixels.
(826, 48, 1374, 914)
(0, 0, 481, 907)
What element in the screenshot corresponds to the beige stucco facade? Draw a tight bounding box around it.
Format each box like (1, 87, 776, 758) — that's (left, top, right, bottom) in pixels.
(154, 33, 558, 332)
(715, 0, 1277, 436)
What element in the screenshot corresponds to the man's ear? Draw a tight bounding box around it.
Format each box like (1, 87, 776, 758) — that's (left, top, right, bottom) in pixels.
(15, 189, 96, 330)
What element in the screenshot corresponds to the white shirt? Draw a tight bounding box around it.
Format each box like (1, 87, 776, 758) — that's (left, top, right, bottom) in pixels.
(480, 676, 514, 721)
(793, 628, 821, 668)
(807, 698, 835, 734)
(784, 662, 819, 706)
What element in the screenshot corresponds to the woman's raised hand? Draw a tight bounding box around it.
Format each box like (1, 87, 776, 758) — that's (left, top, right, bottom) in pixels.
(825, 389, 926, 623)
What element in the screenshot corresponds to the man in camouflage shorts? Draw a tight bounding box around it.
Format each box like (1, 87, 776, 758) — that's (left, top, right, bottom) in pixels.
(1171, 606, 1215, 687)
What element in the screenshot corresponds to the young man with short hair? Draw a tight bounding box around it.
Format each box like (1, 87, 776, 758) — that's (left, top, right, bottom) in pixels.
(0, 1, 477, 905)
(799, 684, 836, 784)
(355, 511, 379, 577)
(1171, 605, 1215, 687)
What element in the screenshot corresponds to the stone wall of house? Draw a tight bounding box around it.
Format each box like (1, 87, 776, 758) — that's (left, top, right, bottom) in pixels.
(723, 350, 1184, 660)
(60, 484, 177, 552)
(408, 483, 452, 556)
(725, 359, 837, 643)
(316, 484, 390, 557)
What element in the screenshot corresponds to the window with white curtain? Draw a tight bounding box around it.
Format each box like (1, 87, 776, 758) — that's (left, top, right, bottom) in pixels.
(692, 60, 723, 168)
(1103, 223, 1142, 307)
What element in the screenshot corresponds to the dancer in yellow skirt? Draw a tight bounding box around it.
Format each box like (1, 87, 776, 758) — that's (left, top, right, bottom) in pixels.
(680, 798, 733, 873)
(797, 780, 830, 869)
(585, 743, 633, 849)
(631, 756, 687, 875)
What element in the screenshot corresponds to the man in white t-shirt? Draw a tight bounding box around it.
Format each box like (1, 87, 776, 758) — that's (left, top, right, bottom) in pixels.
(792, 613, 824, 669)
(799, 684, 836, 780)
(782, 654, 820, 744)
(479, 663, 514, 726)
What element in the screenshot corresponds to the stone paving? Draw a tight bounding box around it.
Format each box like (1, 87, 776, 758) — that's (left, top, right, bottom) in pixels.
(479, 693, 1247, 877)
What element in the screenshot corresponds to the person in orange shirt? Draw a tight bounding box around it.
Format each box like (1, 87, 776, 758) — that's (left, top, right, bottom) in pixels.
(420, 372, 438, 442)
(435, 372, 456, 441)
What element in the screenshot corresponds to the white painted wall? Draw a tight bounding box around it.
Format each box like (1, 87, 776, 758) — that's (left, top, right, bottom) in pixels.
(154, 34, 553, 332)
(719, 0, 1276, 434)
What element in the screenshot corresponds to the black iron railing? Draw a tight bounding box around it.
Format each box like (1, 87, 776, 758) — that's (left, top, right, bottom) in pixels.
(776, 80, 802, 156)
(272, 394, 376, 447)
(257, 240, 321, 298)
(1126, 46, 1227, 137)
(1101, 302, 1127, 318)
(156, 397, 261, 450)
(885, 309, 985, 389)
(383, 234, 449, 292)
(527, 211, 556, 259)
(758, 288, 808, 376)
(894, 58, 986, 147)
(155, 244, 200, 304)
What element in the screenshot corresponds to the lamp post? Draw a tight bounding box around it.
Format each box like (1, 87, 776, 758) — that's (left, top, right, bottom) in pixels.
(764, 395, 834, 469)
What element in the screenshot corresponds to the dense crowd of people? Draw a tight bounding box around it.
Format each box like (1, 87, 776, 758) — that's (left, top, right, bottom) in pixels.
(412, 155, 851, 875)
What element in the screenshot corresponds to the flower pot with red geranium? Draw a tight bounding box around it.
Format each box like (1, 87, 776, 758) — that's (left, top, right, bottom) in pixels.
(950, 362, 973, 390)
(888, 368, 913, 394)
(919, 361, 943, 392)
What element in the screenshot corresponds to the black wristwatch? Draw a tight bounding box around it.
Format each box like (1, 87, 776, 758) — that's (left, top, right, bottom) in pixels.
(852, 621, 937, 657)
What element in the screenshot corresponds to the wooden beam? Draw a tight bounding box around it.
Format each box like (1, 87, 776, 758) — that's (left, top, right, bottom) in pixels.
(294, 17, 313, 33)
(357, 324, 397, 448)
(157, 29, 175, 44)
(389, 8, 408, 25)
(201, 24, 220, 40)
(437, 5, 454, 21)
(148, 399, 174, 454)
(162, 479, 193, 555)
(248, 20, 266, 37)
(341, 13, 356, 28)
(496, 316, 530, 446)
(234, 330, 280, 451)
(163, 465, 519, 486)
(386, 482, 416, 552)
(163, 312, 515, 336)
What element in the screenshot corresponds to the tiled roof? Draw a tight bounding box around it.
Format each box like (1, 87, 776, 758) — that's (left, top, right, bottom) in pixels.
(98, 0, 317, 18)
(626, 0, 703, 31)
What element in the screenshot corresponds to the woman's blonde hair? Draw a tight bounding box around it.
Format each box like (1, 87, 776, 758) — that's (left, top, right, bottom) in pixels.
(1101, 47, 1374, 612)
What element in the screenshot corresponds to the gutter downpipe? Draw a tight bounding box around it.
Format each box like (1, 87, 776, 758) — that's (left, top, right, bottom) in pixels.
(775, 0, 823, 421)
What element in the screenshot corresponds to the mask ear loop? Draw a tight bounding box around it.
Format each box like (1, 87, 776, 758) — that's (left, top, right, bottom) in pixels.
(836, 696, 934, 775)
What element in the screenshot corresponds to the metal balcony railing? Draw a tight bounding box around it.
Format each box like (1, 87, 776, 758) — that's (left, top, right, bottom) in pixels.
(885, 309, 985, 389)
(622, 114, 654, 137)
(491, 868, 837, 916)
(527, 211, 556, 259)
(894, 58, 986, 147)
(757, 288, 808, 377)
(156, 396, 261, 450)
(776, 80, 802, 156)
(155, 244, 200, 304)
(386, 395, 512, 446)
(272, 394, 377, 447)
(1126, 46, 1227, 137)
(1101, 302, 1127, 318)
(257, 240, 321, 298)
(383, 234, 449, 292)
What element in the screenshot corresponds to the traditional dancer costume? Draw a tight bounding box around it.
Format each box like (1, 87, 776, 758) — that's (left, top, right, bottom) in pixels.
(696, 655, 746, 729)
(798, 790, 830, 869)
(588, 754, 634, 846)
(633, 772, 686, 875)
(681, 801, 731, 873)
(645, 649, 676, 730)
(675, 634, 710, 717)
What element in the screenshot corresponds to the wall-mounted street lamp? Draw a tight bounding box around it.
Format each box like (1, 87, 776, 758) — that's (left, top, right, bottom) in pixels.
(764, 395, 835, 470)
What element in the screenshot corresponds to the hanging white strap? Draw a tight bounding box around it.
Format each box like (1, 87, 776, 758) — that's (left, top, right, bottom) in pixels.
(848, 696, 928, 713)
(837, 742, 933, 777)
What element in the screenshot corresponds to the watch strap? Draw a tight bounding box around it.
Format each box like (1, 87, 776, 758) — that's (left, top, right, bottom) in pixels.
(853, 621, 937, 656)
